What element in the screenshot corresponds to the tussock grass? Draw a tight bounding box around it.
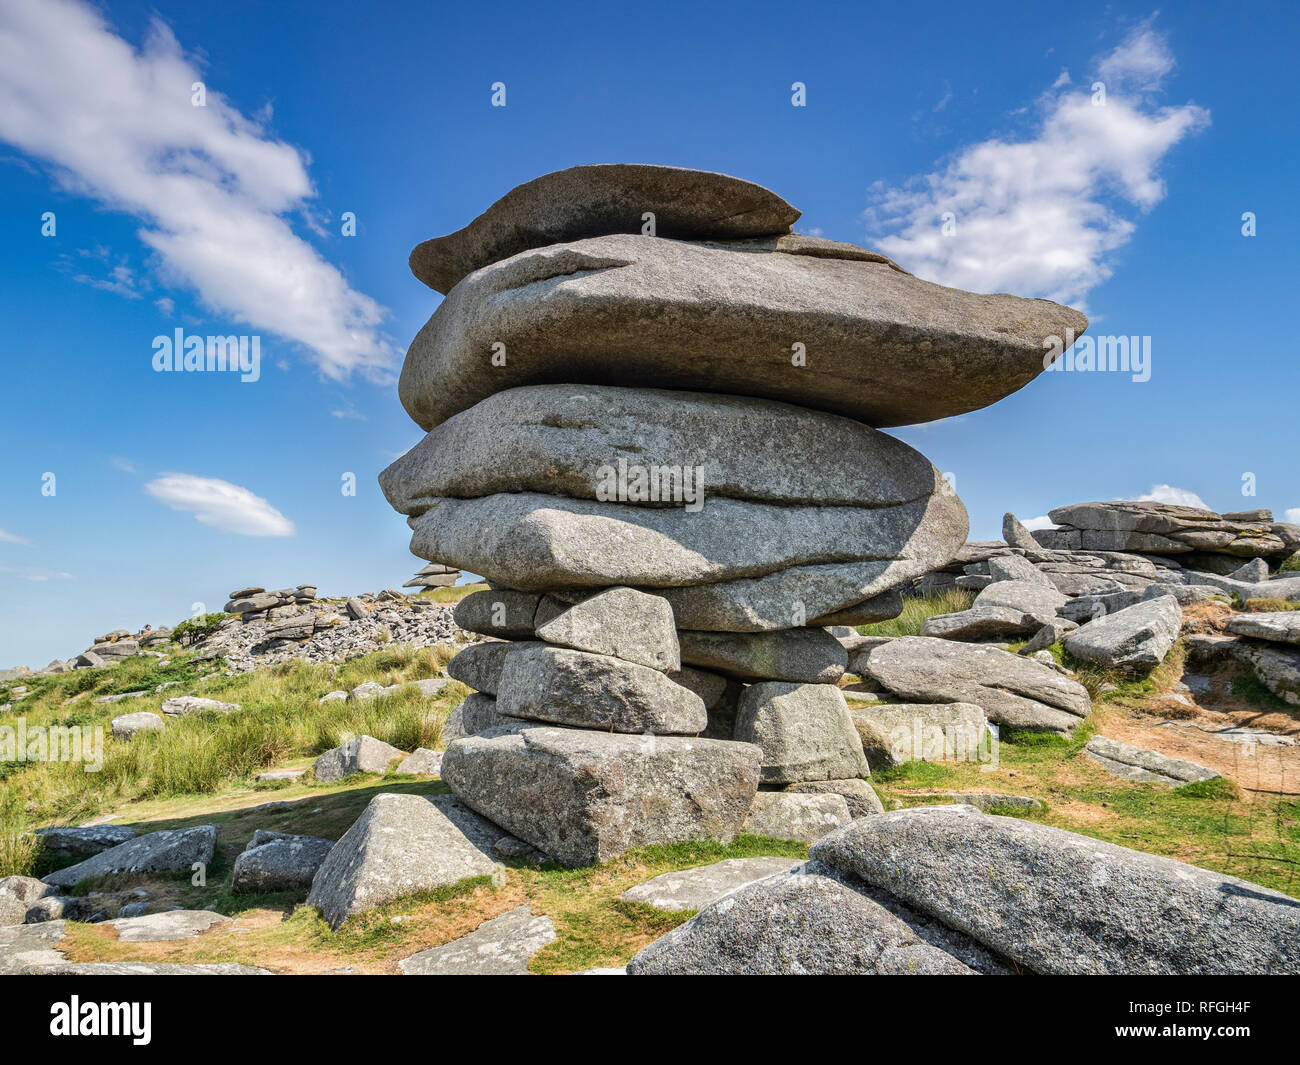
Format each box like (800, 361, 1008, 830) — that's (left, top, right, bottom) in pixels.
(1245, 597, 1300, 612)
(857, 588, 975, 638)
(418, 582, 489, 603)
(0, 642, 467, 875)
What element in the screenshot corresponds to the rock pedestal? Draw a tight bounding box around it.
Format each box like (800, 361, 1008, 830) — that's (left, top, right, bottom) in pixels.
(383, 164, 1088, 865)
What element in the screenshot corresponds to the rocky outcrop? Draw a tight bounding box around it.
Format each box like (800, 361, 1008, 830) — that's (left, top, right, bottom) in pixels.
(1036, 501, 1293, 559)
(384, 163, 1087, 867)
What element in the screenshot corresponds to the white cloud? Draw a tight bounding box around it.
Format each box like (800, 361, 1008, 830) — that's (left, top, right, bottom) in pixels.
(1285, 508, 1300, 525)
(1022, 514, 1055, 531)
(110, 455, 137, 473)
(1134, 484, 1209, 510)
(0, 0, 394, 380)
(145, 473, 295, 537)
(0, 564, 71, 581)
(0, 528, 33, 545)
(863, 24, 1209, 308)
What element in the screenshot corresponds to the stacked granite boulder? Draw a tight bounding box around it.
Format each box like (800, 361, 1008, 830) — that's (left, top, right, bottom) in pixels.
(381, 164, 1088, 866)
(402, 563, 461, 591)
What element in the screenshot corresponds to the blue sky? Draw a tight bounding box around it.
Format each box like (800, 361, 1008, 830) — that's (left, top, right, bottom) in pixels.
(1, 0, 1297, 668)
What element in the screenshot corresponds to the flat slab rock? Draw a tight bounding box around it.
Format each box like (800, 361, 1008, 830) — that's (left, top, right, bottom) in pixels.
(408, 163, 800, 294)
(1084, 735, 1220, 786)
(864, 636, 1090, 734)
(383, 384, 955, 513)
(920, 793, 1044, 812)
(441, 726, 761, 867)
(621, 857, 803, 912)
(398, 906, 556, 975)
(0, 921, 68, 974)
(810, 805, 1300, 974)
(111, 910, 230, 942)
(1226, 611, 1300, 646)
(628, 861, 1004, 975)
(408, 483, 965, 602)
(399, 231, 1087, 432)
(307, 793, 500, 929)
(111, 712, 165, 738)
(43, 826, 217, 890)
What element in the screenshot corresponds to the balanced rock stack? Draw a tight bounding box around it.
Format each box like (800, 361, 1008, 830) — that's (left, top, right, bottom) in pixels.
(402, 562, 461, 591)
(381, 164, 1088, 867)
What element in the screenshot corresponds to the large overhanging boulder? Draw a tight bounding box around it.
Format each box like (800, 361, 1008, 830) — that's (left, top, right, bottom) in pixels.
(398, 233, 1088, 431)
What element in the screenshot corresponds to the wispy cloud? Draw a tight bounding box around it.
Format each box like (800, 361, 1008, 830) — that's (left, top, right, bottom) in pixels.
(0, 564, 71, 582)
(0, 0, 394, 380)
(109, 456, 137, 474)
(1283, 508, 1300, 525)
(144, 473, 295, 537)
(864, 22, 1209, 308)
(0, 528, 33, 545)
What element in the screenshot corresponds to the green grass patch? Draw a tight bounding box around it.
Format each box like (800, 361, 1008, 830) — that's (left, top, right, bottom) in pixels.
(857, 588, 975, 638)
